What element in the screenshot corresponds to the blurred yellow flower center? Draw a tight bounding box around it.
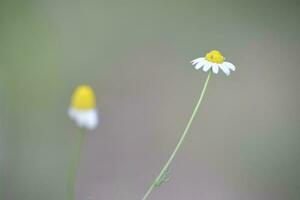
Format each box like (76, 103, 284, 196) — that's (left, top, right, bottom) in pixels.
(205, 50, 225, 64)
(71, 85, 96, 110)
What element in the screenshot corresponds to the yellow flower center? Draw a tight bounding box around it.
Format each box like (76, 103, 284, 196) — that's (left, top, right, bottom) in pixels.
(205, 50, 225, 64)
(71, 85, 96, 110)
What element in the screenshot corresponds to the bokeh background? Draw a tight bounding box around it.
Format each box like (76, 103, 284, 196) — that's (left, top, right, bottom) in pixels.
(0, 0, 300, 199)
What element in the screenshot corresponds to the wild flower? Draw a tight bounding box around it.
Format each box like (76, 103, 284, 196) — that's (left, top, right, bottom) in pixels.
(68, 85, 98, 130)
(67, 85, 99, 200)
(141, 50, 236, 200)
(191, 50, 235, 76)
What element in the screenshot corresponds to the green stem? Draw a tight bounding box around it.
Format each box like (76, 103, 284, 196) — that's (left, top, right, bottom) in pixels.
(142, 70, 212, 200)
(68, 128, 85, 200)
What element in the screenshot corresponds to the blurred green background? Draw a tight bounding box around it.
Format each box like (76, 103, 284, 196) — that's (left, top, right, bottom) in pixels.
(0, 0, 300, 199)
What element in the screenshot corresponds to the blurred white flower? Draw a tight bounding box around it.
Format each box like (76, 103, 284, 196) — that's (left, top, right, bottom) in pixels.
(191, 50, 236, 76)
(68, 85, 98, 130)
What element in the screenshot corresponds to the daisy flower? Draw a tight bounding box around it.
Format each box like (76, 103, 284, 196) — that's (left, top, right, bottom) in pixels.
(141, 50, 237, 200)
(68, 85, 98, 130)
(191, 50, 236, 76)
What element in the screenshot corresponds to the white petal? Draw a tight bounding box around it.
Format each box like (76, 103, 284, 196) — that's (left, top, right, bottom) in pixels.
(219, 64, 230, 76)
(212, 64, 219, 74)
(194, 64, 202, 70)
(84, 110, 98, 130)
(223, 62, 236, 71)
(68, 108, 99, 130)
(194, 61, 205, 70)
(191, 57, 204, 65)
(202, 62, 212, 72)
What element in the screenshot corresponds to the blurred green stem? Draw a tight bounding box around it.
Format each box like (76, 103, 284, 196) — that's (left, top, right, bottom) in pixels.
(68, 128, 85, 200)
(141, 70, 212, 200)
